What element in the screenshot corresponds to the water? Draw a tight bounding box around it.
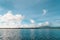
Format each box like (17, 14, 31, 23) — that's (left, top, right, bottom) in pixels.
(0, 29, 60, 40)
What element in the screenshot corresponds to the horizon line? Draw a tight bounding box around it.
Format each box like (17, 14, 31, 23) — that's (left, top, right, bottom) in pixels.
(0, 27, 59, 29)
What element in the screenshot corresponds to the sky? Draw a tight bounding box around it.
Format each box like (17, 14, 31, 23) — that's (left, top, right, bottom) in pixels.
(0, 0, 60, 27)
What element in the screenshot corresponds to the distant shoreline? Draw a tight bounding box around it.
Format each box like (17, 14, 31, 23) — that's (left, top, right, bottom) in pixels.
(0, 27, 60, 29)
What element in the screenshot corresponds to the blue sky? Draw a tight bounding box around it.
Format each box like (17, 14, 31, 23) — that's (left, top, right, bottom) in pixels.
(0, 0, 60, 26)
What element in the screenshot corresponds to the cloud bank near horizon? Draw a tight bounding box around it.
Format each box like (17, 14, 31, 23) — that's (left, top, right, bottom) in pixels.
(0, 11, 50, 28)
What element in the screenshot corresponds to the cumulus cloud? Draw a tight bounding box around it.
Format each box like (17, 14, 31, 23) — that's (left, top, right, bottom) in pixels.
(42, 9, 47, 16)
(0, 11, 24, 28)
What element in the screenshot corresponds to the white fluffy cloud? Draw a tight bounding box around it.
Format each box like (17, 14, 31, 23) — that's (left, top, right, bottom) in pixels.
(0, 11, 24, 28)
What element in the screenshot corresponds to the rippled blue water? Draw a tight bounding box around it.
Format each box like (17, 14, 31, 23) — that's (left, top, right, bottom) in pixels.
(20, 29, 60, 40)
(0, 29, 60, 40)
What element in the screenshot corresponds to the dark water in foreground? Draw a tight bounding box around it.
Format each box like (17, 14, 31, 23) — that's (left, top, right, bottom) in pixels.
(0, 28, 60, 40)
